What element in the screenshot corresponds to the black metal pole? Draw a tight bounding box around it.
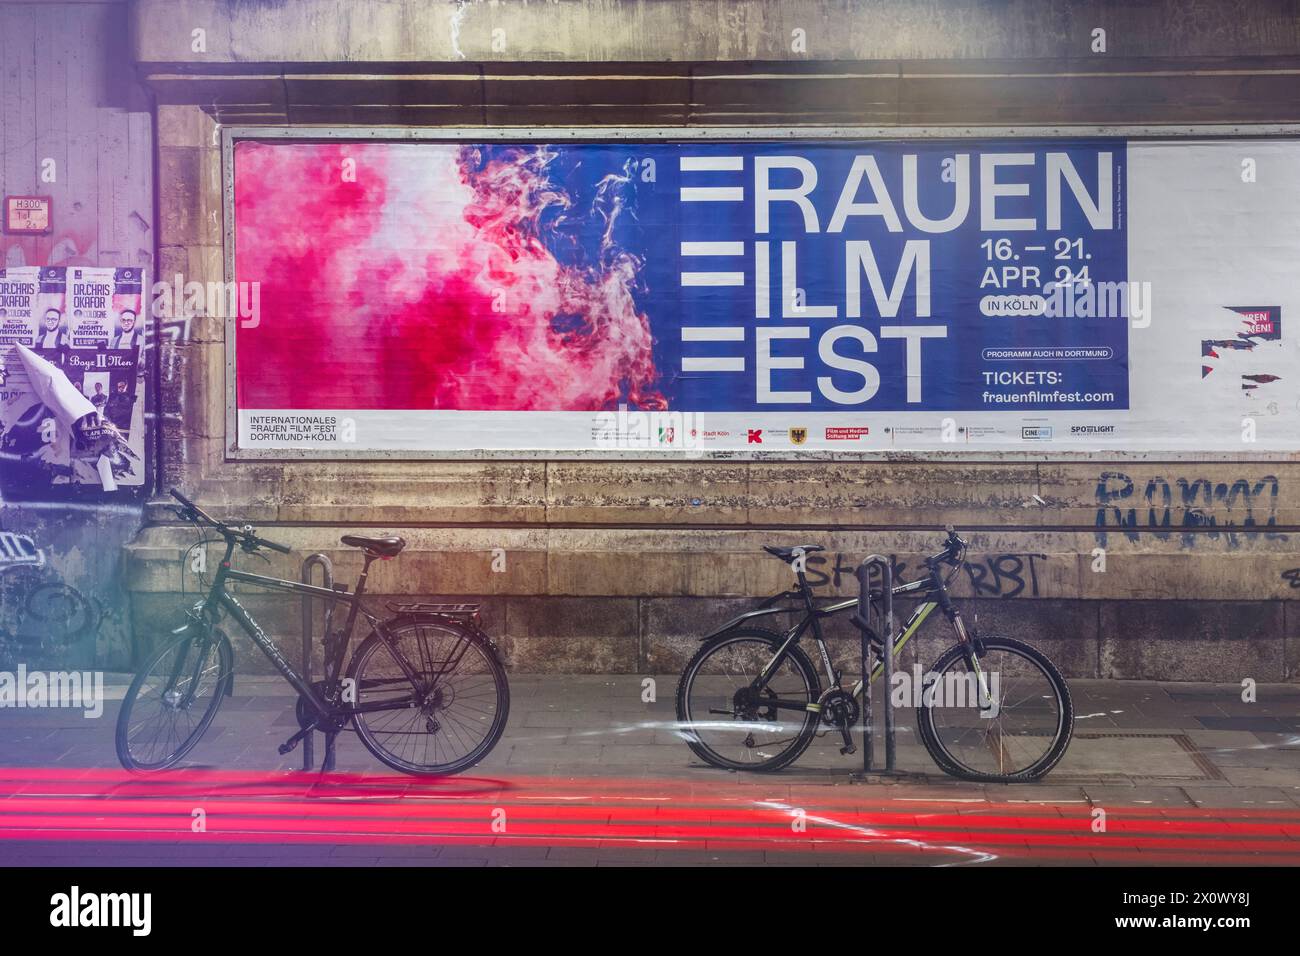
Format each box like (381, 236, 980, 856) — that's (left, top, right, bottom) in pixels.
(857, 555, 896, 776)
(300, 553, 332, 771)
(856, 561, 872, 774)
(881, 559, 895, 773)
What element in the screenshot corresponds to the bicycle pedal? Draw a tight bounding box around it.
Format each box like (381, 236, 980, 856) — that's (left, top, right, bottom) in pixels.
(839, 744, 857, 756)
(278, 724, 313, 755)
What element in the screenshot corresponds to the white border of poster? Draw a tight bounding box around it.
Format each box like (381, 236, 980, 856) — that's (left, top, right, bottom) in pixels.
(221, 125, 1300, 462)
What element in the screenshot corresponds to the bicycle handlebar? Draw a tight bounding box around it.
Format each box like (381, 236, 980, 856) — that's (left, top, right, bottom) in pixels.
(927, 527, 967, 567)
(169, 488, 292, 555)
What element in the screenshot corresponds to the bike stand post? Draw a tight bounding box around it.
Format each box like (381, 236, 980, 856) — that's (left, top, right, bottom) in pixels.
(300, 553, 333, 772)
(880, 558, 895, 773)
(855, 555, 895, 776)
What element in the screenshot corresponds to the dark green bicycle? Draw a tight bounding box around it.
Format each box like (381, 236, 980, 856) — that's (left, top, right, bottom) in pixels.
(676, 529, 1073, 781)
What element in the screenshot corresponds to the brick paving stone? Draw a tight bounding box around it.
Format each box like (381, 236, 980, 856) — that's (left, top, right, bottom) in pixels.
(1196, 715, 1292, 732)
(1217, 766, 1300, 788)
(1081, 786, 1196, 807)
(1207, 749, 1300, 769)
(1178, 786, 1299, 809)
(1184, 729, 1263, 750)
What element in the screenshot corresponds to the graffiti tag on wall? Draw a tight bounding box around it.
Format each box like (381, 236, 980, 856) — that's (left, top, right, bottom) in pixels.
(1095, 472, 1282, 544)
(800, 551, 1048, 599)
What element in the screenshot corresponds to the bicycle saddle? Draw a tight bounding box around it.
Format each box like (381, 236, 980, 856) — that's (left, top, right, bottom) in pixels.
(762, 544, 825, 562)
(340, 534, 406, 558)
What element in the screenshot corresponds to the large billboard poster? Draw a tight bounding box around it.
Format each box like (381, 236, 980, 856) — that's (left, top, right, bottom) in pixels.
(231, 135, 1299, 455)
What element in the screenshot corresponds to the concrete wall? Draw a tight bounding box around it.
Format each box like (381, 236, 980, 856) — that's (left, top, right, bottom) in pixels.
(0, 0, 154, 670)
(124, 0, 1300, 680)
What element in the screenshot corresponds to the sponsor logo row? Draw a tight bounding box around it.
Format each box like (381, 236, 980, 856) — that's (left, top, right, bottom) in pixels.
(593, 407, 1121, 448)
(668, 423, 1117, 445)
(672, 426, 873, 445)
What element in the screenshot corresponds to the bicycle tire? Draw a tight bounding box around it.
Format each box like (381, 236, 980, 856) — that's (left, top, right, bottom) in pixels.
(916, 636, 1073, 782)
(676, 627, 822, 773)
(348, 619, 509, 776)
(115, 628, 233, 773)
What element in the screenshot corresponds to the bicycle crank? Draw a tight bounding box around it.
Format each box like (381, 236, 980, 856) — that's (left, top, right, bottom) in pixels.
(817, 689, 860, 756)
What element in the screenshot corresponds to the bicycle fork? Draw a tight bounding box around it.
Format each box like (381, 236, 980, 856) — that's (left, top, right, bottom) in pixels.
(946, 604, 1001, 717)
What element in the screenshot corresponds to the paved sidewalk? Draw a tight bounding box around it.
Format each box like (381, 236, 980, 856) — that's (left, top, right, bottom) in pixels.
(0, 675, 1297, 866)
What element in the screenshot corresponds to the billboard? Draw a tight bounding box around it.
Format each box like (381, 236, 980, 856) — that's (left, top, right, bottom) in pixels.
(229, 133, 1299, 456)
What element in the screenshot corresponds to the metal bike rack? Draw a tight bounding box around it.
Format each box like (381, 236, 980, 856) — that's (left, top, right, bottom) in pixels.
(300, 553, 334, 772)
(854, 555, 896, 774)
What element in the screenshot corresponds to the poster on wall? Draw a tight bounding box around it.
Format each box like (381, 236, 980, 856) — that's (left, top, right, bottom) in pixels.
(0, 266, 146, 494)
(0, 266, 40, 351)
(230, 135, 1300, 455)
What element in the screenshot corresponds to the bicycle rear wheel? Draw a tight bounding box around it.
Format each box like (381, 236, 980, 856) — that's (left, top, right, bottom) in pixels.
(676, 627, 822, 772)
(116, 628, 232, 772)
(348, 619, 509, 776)
(916, 636, 1073, 781)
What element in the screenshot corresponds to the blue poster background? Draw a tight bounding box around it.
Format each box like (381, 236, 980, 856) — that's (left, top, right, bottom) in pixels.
(475, 138, 1129, 413)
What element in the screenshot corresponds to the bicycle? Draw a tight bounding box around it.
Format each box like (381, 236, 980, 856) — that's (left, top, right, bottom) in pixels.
(115, 489, 510, 776)
(675, 529, 1073, 781)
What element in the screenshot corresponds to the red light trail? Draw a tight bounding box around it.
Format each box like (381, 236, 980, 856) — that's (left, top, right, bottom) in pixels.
(0, 767, 1296, 865)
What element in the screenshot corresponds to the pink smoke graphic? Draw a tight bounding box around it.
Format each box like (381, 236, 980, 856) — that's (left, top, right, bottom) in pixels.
(234, 141, 664, 411)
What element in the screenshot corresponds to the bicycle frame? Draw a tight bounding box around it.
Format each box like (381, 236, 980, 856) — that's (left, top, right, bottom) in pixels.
(186, 536, 427, 722)
(748, 555, 985, 714)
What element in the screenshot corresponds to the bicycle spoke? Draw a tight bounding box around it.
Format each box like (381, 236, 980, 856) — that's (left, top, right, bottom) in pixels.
(118, 634, 227, 771)
(351, 621, 506, 774)
(925, 641, 1066, 778)
(679, 632, 817, 771)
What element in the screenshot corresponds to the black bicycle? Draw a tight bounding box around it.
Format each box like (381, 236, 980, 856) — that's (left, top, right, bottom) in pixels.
(115, 489, 509, 776)
(676, 529, 1073, 781)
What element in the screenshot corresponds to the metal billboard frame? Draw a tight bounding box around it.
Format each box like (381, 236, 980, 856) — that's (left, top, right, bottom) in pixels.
(220, 124, 1300, 462)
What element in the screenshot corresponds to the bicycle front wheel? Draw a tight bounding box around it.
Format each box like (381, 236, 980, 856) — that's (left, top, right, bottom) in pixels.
(348, 619, 509, 776)
(917, 636, 1073, 781)
(116, 628, 232, 772)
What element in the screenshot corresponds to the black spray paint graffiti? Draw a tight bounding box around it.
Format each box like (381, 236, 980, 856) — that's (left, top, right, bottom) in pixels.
(1282, 568, 1300, 590)
(0, 571, 104, 652)
(1094, 472, 1282, 544)
(801, 552, 1048, 599)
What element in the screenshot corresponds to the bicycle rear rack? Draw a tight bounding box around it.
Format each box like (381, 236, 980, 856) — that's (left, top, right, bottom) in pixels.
(854, 555, 896, 775)
(386, 602, 481, 622)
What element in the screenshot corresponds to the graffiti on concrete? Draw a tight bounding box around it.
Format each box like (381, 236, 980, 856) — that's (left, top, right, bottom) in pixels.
(803, 551, 1047, 598)
(962, 553, 1048, 598)
(140, 313, 194, 358)
(1282, 568, 1300, 589)
(0, 531, 45, 571)
(0, 570, 104, 656)
(1094, 471, 1282, 544)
